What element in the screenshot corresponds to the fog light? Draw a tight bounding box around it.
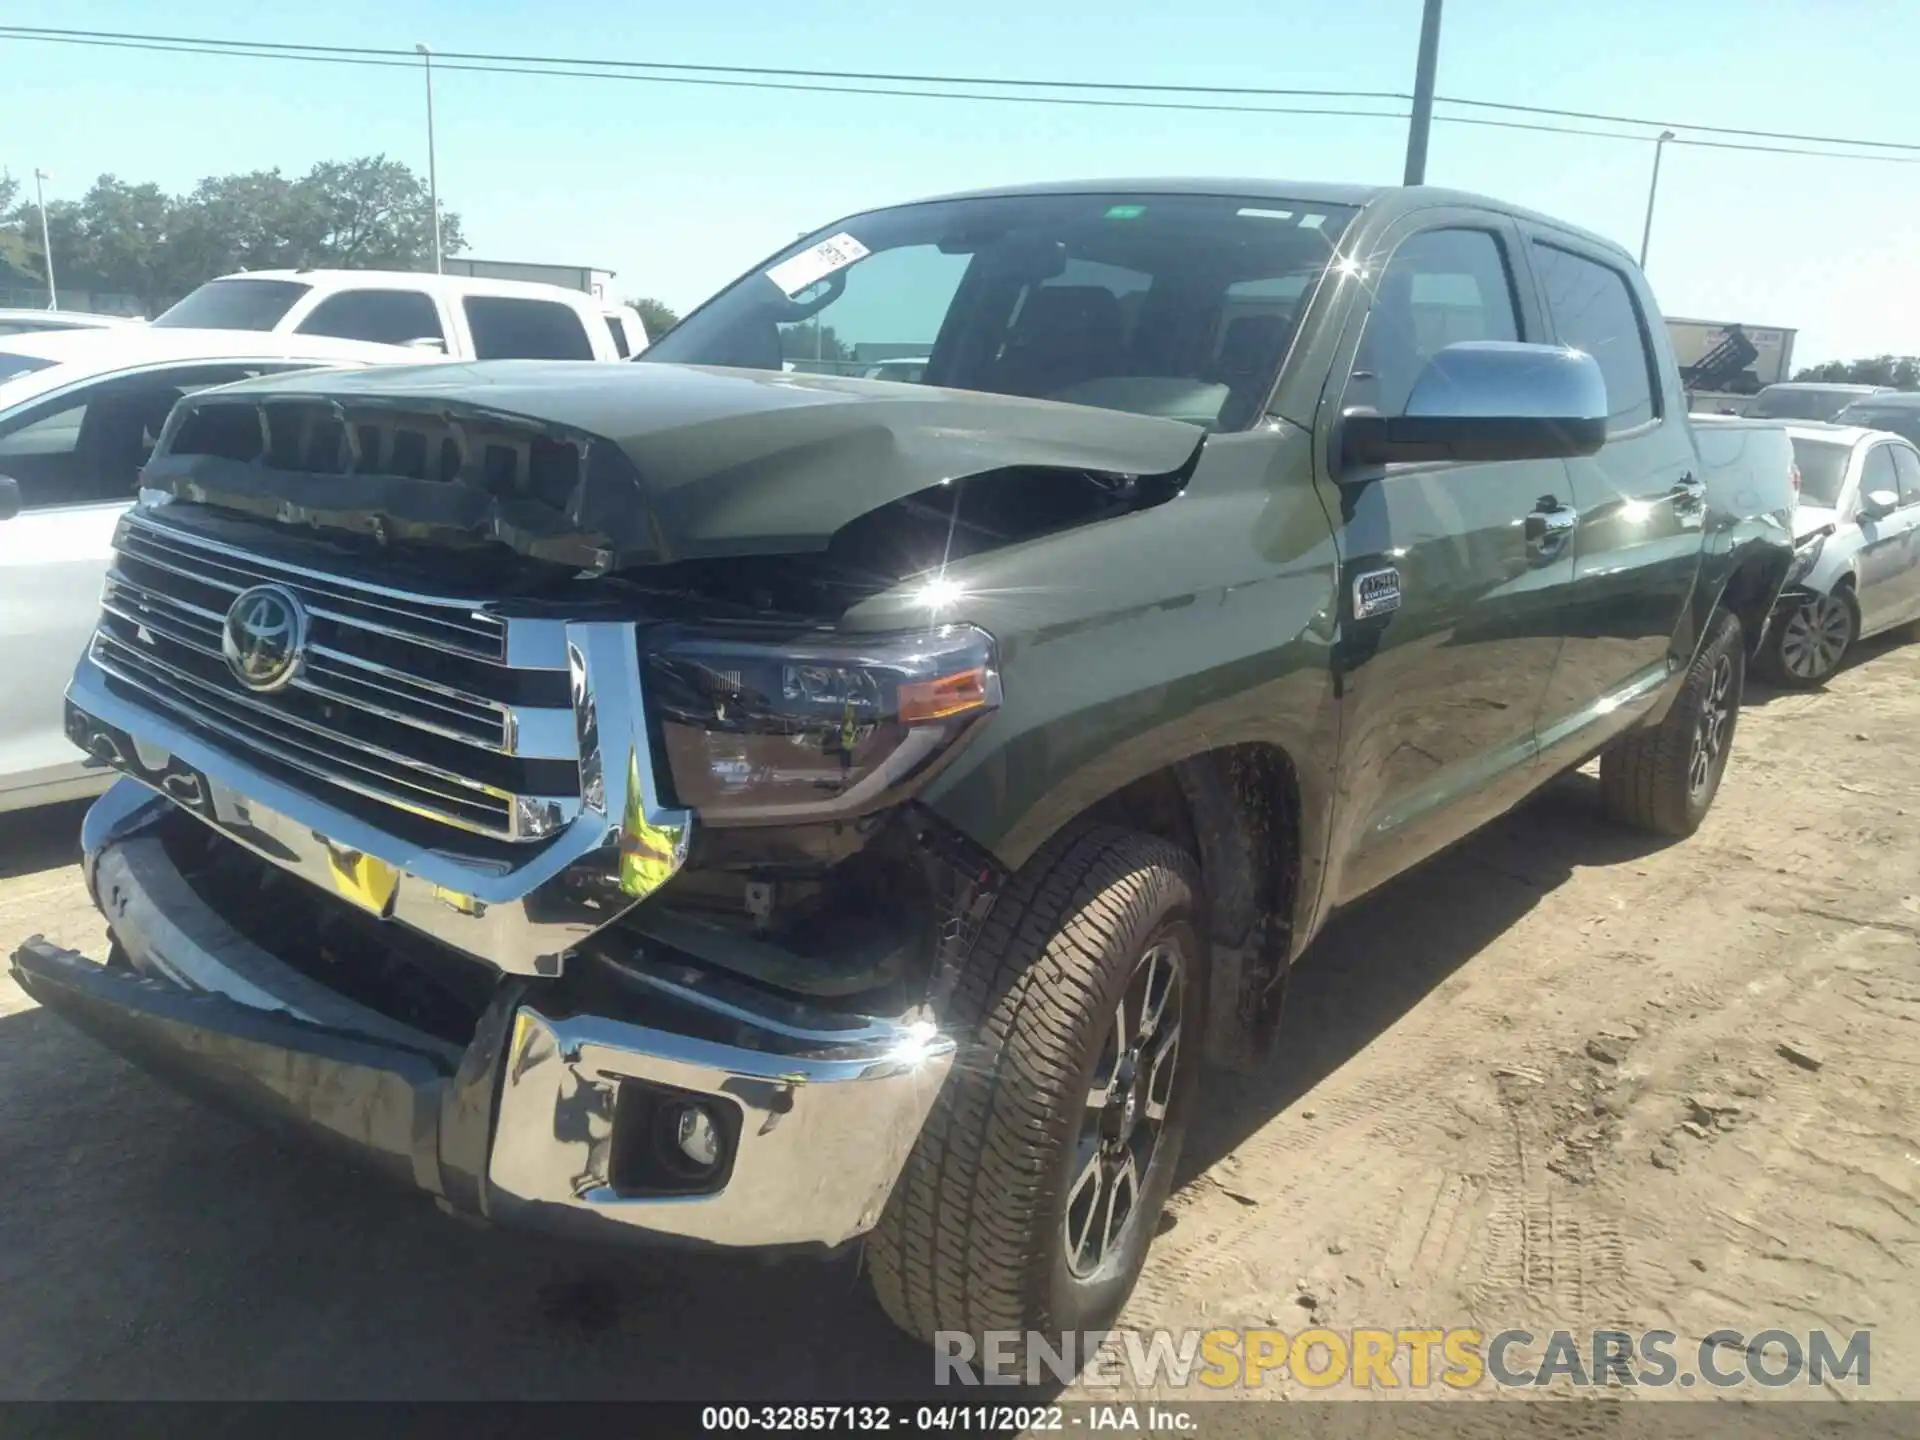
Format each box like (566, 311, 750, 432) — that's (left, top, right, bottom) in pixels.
(674, 1103, 722, 1169)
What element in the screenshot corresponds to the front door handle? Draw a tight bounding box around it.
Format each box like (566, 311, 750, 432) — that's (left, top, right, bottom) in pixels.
(1525, 500, 1578, 561)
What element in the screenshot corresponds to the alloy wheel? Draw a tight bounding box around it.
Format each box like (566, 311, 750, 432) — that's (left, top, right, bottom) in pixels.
(1688, 652, 1736, 801)
(1778, 594, 1851, 681)
(1064, 941, 1185, 1280)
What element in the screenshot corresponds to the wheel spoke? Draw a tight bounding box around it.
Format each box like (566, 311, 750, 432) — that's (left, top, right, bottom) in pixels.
(1143, 1030, 1179, 1122)
(1087, 1002, 1126, 1110)
(1138, 945, 1175, 1041)
(1102, 1151, 1140, 1261)
(1065, 1145, 1106, 1270)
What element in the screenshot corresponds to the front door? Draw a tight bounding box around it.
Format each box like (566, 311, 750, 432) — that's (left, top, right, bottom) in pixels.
(1852, 443, 1919, 635)
(1318, 215, 1577, 905)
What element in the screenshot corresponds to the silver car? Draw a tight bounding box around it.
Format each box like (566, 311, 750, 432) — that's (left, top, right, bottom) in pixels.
(1761, 423, 1920, 685)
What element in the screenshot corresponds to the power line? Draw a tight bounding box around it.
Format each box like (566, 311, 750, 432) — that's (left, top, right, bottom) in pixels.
(4, 23, 1918, 163)
(0, 25, 1409, 101)
(0, 32, 1414, 123)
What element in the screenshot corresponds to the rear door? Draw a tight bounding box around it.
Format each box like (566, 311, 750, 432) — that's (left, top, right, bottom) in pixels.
(1889, 445, 1920, 622)
(1523, 232, 1703, 756)
(1318, 212, 1578, 904)
(0, 362, 331, 798)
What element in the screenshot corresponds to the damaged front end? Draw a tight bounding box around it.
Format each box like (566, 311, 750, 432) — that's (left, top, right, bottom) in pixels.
(18, 362, 1196, 1248)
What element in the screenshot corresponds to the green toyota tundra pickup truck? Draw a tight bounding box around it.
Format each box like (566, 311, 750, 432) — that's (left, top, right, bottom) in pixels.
(12, 180, 1796, 1354)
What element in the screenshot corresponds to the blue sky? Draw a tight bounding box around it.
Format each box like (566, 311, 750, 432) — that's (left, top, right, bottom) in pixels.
(8, 0, 1917, 368)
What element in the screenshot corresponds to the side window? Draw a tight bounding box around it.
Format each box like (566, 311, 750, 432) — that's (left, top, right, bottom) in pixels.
(1860, 444, 1901, 509)
(462, 297, 595, 360)
(1889, 445, 1920, 506)
(1351, 228, 1521, 416)
(1530, 242, 1660, 434)
(296, 289, 445, 347)
(0, 365, 276, 510)
(605, 316, 632, 358)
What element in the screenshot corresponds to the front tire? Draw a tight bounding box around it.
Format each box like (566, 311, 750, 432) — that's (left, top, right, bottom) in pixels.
(1600, 607, 1744, 837)
(1763, 588, 1855, 687)
(867, 827, 1207, 1353)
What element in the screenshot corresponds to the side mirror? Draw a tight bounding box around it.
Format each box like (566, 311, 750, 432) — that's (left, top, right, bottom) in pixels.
(1860, 489, 1899, 520)
(1341, 341, 1609, 469)
(404, 336, 448, 353)
(0, 475, 20, 522)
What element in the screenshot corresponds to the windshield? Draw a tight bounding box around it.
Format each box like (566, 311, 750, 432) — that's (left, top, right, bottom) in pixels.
(1834, 405, 1920, 447)
(640, 191, 1359, 431)
(1749, 387, 1860, 421)
(1789, 436, 1851, 507)
(153, 278, 311, 331)
(0, 353, 56, 388)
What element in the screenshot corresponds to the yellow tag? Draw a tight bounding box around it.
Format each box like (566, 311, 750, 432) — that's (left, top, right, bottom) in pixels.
(324, 846, 401, 916)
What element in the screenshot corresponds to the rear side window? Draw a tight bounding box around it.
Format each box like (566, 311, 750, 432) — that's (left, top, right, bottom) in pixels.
(605, 316, 632, 358)
(1531, 243, 1660, 434)
(296, 289, 444, 347)
(462, 297, 594, 360)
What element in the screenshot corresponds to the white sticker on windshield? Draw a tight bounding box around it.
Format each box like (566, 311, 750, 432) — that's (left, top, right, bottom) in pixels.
(765, 232, 870, 298)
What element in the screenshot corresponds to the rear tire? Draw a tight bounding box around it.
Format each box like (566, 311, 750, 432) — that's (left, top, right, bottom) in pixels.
(1600, 608, 1744, 837)
(867, 826, 1207, 1355)
(1761, 588, 1855, 687)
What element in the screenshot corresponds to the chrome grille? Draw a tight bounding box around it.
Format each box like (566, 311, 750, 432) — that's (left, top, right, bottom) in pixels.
(91, 512, 580, 842)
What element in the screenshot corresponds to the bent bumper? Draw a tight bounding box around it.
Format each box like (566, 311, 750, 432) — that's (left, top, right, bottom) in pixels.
(12, 789, 955, 1251)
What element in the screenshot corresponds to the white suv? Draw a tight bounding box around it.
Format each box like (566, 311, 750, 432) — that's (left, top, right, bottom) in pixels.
(149, 270, 646, 362)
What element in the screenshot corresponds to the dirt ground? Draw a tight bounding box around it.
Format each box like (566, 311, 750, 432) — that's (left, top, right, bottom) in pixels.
(1, 634, 1915, 1408)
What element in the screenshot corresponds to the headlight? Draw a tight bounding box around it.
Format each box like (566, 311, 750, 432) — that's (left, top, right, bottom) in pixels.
(644, 623, 1000, 825)
(1785, 529, 1830, 587)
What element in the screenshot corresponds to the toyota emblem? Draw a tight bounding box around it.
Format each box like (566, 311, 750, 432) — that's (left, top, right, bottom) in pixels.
(221, 584, 308, 692)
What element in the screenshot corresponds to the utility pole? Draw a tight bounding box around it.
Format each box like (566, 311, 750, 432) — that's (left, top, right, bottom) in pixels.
(1638, 130, 1677, 269)
(1403, 0, 1444, 185)
(33, 168, 57, 309)
(416, 43, 443, 273)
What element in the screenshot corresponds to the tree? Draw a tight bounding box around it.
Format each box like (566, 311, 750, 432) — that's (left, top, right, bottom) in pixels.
(286, 156, 465, 270)
(779, 321, 851, 363)
(628, 297, 679, 338)
(0, 156, 464, 312)
(1793, 355, 1920, 390)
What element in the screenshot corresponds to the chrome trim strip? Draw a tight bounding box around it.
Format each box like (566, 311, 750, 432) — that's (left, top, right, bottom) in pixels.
(65, 619, 690, 976)
(89, 630, 543, 838)
(102, 572, 574, 760)
(121, 511, 511, 658)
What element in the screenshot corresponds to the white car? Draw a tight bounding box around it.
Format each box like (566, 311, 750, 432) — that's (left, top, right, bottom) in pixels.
(0, 326, 436, 813)
(0, 308, 142, 337)
(150, 269, 645, 362)
(1762, 422, 1920, 685)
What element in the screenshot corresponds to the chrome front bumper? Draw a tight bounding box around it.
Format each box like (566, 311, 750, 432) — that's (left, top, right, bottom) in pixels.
(62, 624, 691, 979)
(12, 786, 956, 1250)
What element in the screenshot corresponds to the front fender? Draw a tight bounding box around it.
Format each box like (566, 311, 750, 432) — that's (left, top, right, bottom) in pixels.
(897, 426, 1343, 904)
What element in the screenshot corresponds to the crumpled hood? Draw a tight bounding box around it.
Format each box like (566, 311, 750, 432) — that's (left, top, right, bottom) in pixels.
(148, 360, 1207, 568)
